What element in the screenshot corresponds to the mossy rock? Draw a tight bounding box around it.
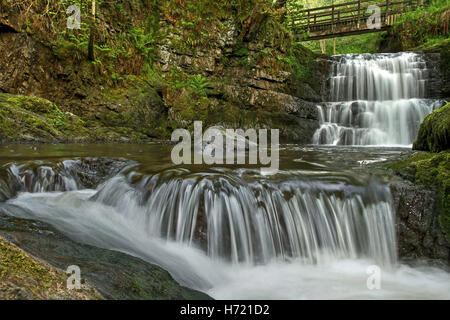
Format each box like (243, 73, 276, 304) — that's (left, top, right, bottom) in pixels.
(0, 93, 88, 142)
(387, 151, 450, 241)
(0, 236, 102, 300)
(413, 103, 450, 153)
(0, 93, 159, 143)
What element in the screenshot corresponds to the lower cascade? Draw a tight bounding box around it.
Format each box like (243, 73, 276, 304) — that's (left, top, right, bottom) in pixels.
(0, 161, 396, 266)
(313, 53, 445, 146)
(0, 155, 449, 299)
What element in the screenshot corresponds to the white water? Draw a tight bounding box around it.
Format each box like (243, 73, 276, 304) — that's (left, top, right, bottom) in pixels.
(1, 51, 449, 299)
(313, 53, 444, 146)
(2, 165, 449, 299)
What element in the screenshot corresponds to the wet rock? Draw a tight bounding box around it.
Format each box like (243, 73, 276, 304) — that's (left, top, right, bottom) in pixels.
(413, 102, 450, 153)
(0, 217, 211, 300)
(391, 180, 450, 264)
(0, 235, 102, 300)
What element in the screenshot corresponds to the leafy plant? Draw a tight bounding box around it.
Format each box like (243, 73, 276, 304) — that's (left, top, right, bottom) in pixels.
(175, 74, 211, 96)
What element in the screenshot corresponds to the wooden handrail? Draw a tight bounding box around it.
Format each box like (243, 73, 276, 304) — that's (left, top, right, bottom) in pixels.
(293, 0, 426, 40)
(302, 0, 413, 18)
(297, 0, 396, 14)
(295, 0, 415, 17)
(293, 0, 417, 24)
(298, 4, 412, 22)
(295, 11, 413, 27)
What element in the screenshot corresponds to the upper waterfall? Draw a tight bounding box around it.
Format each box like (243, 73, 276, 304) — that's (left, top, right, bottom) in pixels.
(312, 52, 444, 146)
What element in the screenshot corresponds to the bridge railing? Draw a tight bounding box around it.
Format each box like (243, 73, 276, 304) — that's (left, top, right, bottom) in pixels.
(293, 0, 426, 34)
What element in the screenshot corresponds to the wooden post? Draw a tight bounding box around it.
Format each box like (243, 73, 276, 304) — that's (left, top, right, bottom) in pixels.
(331, 5, 335, 32)
(385, 0, 390, 24)
(357, 0, 361, 29)
(307, 10, 310, 31)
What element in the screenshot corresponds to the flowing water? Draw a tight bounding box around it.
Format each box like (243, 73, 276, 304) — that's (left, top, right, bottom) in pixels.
(0, 53, 449, 299)
(0, 144, 449, 299)
(313, 52, 445, 146)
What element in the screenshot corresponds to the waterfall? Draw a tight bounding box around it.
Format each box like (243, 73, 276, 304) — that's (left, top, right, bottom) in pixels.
(1, 157, 449, 299)
(313, 52, 444, 146)
(1, 161, 397, 267)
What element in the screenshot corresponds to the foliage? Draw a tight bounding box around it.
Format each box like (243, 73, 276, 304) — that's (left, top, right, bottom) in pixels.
(304, 32, 387, 54)
(387, 151, 450, 241)
(391, 0, 450, 50)
(175, 74, 211, 97)
(413, 103, 450, 153)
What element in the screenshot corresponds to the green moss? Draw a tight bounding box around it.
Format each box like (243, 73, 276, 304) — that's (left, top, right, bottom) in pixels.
(0, 93, 90, 142)
(413, 103, 450, 153)
(387, 151, 450, 241)
(0, 91, 168, 143)
(0, 237, 102, 299)
(0, 239, 53, 289)
(98, 76, 167, 139)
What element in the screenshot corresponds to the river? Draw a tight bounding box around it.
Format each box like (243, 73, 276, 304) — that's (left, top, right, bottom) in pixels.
(0, 52, 448, 299)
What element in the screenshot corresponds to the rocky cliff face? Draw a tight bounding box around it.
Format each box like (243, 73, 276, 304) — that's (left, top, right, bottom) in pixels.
(0, 0, 329, 143)
(422, 52, 450, 100)
(156, 11, 329, 142)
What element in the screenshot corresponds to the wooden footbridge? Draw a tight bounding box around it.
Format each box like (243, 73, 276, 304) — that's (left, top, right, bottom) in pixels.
(293, 0, 426, 41)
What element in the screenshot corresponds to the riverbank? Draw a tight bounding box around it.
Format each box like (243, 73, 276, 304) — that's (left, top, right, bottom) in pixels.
(0, 235, 101, 299)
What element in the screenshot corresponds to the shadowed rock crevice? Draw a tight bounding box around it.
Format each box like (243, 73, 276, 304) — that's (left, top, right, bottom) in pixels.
(0, 23, 17, 33)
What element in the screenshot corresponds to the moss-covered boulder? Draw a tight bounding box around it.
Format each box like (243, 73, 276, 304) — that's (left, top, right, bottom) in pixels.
(387, 151, 450, 244)
(0, 93, 88, 143)
(0, 236, 102, 300)
(413, 103, 450, 153)
(0, 92, 163, 143)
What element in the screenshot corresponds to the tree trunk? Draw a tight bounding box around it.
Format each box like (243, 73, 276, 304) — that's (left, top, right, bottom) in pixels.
(88, 0, 96, 61)
(320, 39, 326, 54)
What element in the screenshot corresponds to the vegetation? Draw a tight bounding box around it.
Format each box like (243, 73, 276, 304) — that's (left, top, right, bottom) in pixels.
(0, 236, 102, 299)
(304, 32, 387, 55)
(388, 102, 450, 243)
(387, 151, 450, 242)
(0, 93, 88, 142)
(391, 0, 449, 50)
(414, 102, 450, 153)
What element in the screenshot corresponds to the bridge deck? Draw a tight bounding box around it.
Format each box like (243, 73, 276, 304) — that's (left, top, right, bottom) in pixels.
(293, 0, 426, 41)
